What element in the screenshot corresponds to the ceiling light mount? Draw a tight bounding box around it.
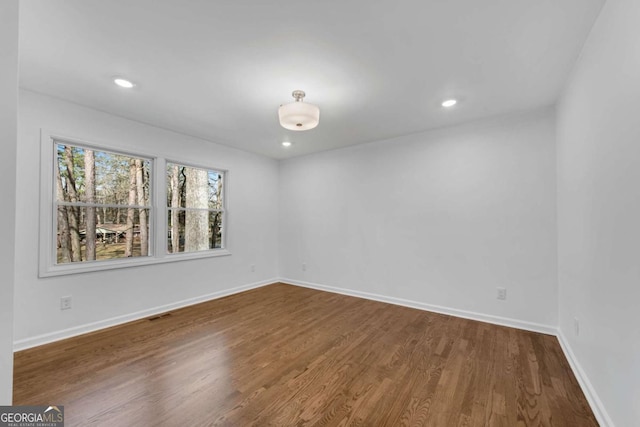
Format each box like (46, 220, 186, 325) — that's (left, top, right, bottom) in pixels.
(291, 90, 306, 102)
(278, 90, 320, 131)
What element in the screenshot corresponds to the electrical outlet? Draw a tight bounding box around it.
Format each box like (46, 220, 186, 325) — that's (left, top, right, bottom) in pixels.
(250, 264, 255, 272)
(574, 317, 579, 336)
(497, 287, 507, 300)
(302, 262, 307, 271)
(60, 296, 72, 311)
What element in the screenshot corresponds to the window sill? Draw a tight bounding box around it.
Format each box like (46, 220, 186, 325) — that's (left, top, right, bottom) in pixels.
(39, 249, 231, 278)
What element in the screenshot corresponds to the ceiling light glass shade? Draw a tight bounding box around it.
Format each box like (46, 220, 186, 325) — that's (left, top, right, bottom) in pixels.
(278, 90, 319, 131)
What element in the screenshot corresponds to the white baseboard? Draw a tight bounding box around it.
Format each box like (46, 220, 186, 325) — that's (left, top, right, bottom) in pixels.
(13, 278, 276, 352)
(279, 278, 557, 335)
(556, 329, 614, 427)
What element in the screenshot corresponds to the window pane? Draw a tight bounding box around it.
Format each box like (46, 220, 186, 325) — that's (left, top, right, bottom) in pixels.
(166, 164, 223, 209)
(167, 210, 223, 253)
(166, 163, 225, 255)
(56, 207, 150, 264)
(56, 143, 151, 206)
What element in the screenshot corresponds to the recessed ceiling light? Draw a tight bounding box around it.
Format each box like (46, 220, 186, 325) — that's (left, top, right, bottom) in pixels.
(114, 78, 135, 88)
(282, 141, 292, 147)
(442, 99, 457, 108)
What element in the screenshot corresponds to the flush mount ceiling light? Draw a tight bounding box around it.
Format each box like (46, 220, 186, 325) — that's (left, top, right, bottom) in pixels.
(114, 77, 135, 88)
(441, 99, 457, 108)
(281, 141, 292, 147)
(278, 90, 320, 131)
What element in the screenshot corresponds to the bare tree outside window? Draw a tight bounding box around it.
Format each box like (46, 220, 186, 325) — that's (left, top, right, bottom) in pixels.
(54, 142, 152, 264)
(166, 163, 225, 254)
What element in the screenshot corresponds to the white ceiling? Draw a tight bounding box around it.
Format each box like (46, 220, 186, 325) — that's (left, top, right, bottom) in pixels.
(19, 0, 604, 159)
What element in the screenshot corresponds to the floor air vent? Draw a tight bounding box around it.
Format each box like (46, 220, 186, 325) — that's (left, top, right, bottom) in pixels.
(148, 313, 172, 321)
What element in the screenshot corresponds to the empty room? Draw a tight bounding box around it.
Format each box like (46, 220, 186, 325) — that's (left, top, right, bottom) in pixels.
(1, 0, 638, 426)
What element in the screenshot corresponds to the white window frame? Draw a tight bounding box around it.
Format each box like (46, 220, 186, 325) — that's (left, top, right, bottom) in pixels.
(165, 160, 227, 258)
(39, 130, 230, 277)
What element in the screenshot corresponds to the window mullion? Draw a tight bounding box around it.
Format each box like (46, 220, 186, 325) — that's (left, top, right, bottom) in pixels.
(154, 157, 166, 259)
(55, 202, 151, 210)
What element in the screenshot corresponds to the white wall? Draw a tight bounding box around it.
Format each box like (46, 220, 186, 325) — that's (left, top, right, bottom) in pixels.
(557, 0, 640, 425)
(15, 90, 279, 347)
(279, 108, 558, 329)
(0, 0, 18, 405)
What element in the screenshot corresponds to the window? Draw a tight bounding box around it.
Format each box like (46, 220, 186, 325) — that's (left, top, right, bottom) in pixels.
(166, 163, 225, 254)
(54, 142, 152, 264)
(39, 132, 229, 277)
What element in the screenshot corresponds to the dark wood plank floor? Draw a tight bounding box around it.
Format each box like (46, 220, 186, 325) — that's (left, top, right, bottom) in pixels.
(14, 283, 597, 426)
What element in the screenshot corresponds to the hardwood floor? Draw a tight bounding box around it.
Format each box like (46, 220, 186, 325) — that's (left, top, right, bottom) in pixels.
(14, 283, 597, 426)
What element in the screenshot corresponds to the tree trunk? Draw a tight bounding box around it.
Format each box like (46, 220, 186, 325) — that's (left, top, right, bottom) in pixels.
(185, 168, 209, 251)
(212, 175, 223, 248)
(212, 212, 221, 248)
(215, 174, 223, 209)
(125, 159, 137, 257)
(170, 165, 180, 252)
(55, 162, 71, 263)
(63, 145, 82, 261)
(84, 149, 96, 261)
(135, 159, 148, 256)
